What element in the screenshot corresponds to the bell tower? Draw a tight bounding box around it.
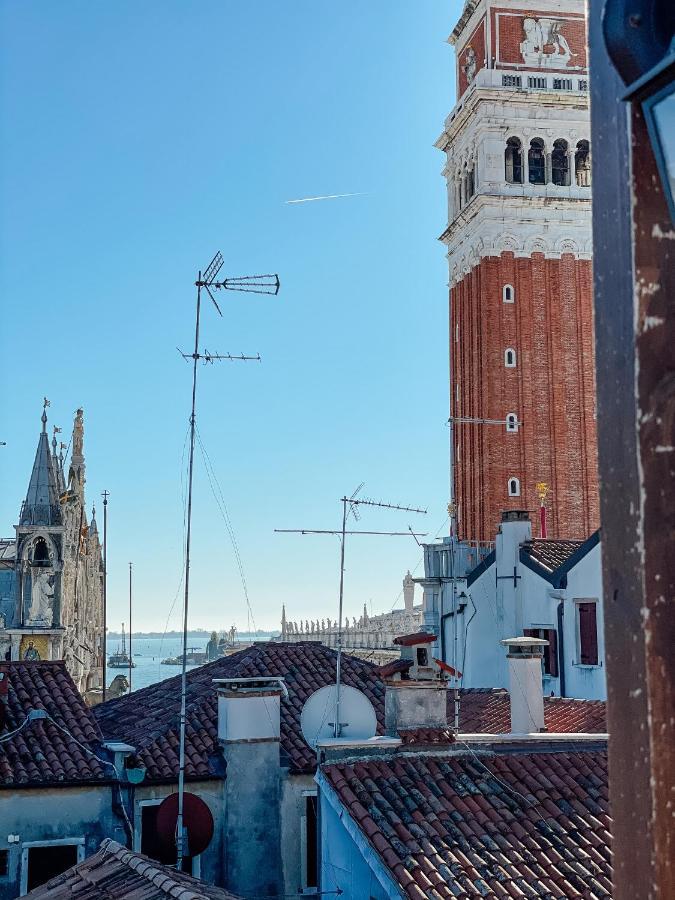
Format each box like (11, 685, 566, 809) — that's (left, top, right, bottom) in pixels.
(436, 0, 599, 542)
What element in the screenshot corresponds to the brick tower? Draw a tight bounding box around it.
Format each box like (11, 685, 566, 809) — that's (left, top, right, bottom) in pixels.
(435, 0, 599, 543)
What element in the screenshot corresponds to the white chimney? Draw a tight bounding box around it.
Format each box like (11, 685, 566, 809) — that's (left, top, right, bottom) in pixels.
(403, 571, 415, 613)
(496, 510, 532, 572)
(215, 677, 286, 897)
(500, 637, 547, 734)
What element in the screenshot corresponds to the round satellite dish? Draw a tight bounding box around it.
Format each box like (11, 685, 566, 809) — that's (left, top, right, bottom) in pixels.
(300, 684, 377, 748)
(156, 792, 214, 859)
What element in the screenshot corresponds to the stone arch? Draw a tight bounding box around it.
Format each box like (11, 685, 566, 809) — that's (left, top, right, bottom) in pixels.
(525, 236, 549, 256)
(22, 531, 57, 566)
(498, 233, 521, 255)
(555, 237, 580, 255)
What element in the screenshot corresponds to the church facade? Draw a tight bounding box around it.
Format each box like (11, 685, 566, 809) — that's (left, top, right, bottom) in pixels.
(0, 404, 104, 695)
(435, 0, 599, 542)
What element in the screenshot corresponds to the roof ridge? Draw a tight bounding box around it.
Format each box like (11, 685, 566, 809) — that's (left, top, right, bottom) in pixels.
(101, 839, 209, 899)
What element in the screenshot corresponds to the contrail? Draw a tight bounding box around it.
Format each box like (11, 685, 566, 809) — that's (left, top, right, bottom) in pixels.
(285, 191, 366, 204)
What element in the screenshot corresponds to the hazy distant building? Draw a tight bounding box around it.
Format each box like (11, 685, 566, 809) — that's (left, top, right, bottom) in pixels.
(0, 405, 104, 695)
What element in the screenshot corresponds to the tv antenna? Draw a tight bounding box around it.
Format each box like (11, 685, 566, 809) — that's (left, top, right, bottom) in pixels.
(175, 251, 280, 872)
(275, 485, 427, 738)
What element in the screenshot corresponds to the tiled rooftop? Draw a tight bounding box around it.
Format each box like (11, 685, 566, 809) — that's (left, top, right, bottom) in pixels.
(25, 838, 240, 899)
(323, 747, 611, 899)
(521, 539, 586, 572)
(94, 641, 384, 779)
(0, 661, 109, 787)
(95, 643, 606, 783)
(458, 688, 606, 736)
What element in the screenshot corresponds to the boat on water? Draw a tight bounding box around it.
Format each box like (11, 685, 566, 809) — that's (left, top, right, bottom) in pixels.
(108, 623, 136, 669)
(161, 646, 206, 666)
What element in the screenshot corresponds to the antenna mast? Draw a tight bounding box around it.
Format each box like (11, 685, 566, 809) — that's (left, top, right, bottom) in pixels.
(176, 251, 279, 872)
(275, 487, 427, 737)
(128, 562, 133, 693)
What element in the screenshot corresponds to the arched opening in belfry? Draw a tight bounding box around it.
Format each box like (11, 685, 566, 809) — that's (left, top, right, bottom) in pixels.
(528, 138, 546, 184)
(505, 137, 523, 184)
(552, 139, 570, 186)
(32, 537, 50, 565)
(575, 140, 591, 186)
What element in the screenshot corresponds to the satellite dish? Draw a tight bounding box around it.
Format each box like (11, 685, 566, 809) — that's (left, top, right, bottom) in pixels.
(301, 684, 377, 748)
(156, 792, 214, 859)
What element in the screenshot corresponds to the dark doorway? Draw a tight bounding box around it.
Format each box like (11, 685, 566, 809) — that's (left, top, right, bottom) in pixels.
(141, 804, 193, 874)
(305, 795, 318, 889)
(26, 844, 78, 891)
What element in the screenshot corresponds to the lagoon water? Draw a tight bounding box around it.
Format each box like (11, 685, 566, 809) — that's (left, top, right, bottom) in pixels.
(105, 632, 274, 692)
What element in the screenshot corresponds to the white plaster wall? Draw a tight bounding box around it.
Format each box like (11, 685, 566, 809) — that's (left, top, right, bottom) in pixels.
(563, 543, 606, 700)
(319, 787, 399, 899)
(461, 564, 509, 688)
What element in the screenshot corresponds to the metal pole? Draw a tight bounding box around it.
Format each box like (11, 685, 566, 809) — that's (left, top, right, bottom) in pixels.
(176, 275, 202, 871)
(102, 490, 108, 702)
(128, 563, 132, 693)
(334, 497, 348, 738)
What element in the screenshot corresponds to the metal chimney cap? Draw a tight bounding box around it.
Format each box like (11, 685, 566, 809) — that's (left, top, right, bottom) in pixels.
(500, 636, 548, 657)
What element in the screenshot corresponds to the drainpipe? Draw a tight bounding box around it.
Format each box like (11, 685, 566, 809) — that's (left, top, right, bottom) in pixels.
(557, 601, 566, 698)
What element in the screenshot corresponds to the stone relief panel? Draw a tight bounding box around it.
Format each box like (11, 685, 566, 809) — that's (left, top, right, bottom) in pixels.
(494, 13, 587, 70)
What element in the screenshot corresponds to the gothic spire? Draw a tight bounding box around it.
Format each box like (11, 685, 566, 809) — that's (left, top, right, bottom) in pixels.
(20, 401, 62, 527)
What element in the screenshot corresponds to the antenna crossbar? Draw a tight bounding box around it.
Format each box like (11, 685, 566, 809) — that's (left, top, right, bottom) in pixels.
(274, 528, 428, 536)
(177, 349, 261, 363)
(195, 274, 280, 296)
(345, 497, 428, 515)
(203, 251, 224, 284)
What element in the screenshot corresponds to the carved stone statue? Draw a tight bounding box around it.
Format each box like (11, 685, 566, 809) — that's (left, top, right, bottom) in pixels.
(463, 46, 476, 83)
(520, 17, 572, 68)
(28, 570, 54, 625)
(72, 408, 84, 459)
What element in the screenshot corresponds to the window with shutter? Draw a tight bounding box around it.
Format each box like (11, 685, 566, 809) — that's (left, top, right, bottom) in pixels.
(523, 628, 558, 676)
(578, 602, 599, 665)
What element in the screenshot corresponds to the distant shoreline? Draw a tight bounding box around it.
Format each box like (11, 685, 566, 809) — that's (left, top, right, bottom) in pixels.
(106, 629, 277, 640)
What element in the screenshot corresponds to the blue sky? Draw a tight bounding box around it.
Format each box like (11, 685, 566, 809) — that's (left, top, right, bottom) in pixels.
(0, 1, 459, 632)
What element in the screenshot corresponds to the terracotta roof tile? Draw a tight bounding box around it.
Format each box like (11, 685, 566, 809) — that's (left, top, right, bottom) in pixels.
(25, 838, 240, 898)
(94, 643, 606, 784)
(94, 641, 384, 780)
(458, 688, 606, 735)
(0, 661, 108, 788)
(323, 748, 611, 899)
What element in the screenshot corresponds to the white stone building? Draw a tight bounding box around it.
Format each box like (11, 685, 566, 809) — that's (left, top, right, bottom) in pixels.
(279, 572, 422, 659)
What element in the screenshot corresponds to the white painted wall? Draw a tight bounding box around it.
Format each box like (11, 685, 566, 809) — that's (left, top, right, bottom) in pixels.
(318, 777, 401, 899)
(427, 526, 606, 700)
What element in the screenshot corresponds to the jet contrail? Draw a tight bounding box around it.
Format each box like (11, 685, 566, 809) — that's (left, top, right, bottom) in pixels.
(285, 191, 367, 204)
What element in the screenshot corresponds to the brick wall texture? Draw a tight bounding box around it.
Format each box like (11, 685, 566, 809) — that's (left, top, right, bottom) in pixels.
(450, 252, 599, 542)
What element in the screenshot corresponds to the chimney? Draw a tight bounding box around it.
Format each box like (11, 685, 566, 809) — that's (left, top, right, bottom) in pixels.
(403, 571, 415, 613)
(385, 635, 446, 735)
(500, 637, 547, 733)
(384, 680, 447, 735)
(215, 677, 285, 897)
(496, 509, 532, 569)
